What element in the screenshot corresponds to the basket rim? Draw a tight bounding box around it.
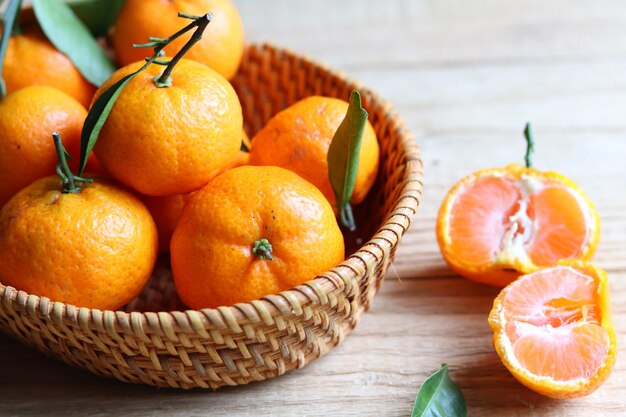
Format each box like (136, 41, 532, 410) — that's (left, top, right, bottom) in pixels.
(0, 42, 424, 326)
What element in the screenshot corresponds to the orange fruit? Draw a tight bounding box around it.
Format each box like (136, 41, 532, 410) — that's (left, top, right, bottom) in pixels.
(112, 0, 244, 80)
(0, 86, 99, 208)
(93, 58, 243, 196)
(141, 130, 250, 253)
(3, 28, 96, 107)
(436, 163, 600, 286)
(249, 96, 380, 208)
(171, 165, 345, 309)
(142, 193, 191, 254)
(0, 177, 158, 310)
(489, 261, 616, 398)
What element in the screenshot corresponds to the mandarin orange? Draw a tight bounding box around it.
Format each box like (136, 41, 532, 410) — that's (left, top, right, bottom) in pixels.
(93, 58, 243, 196)
(249, 96, 380, 208)
(3, 28, 96, 107)
(437, 164, 599, 287)
(0, 86, 96, 208)
(112, 0, 244, 80)
(171, 166, 345, 309)
(489, 261, 616, 398)
(0, 170, 158, 310)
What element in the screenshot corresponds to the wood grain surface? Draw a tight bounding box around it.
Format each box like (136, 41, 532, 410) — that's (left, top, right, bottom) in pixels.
(2, 0, 626, 415)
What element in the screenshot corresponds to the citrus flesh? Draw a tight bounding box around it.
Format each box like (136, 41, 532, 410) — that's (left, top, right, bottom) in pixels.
(489, 261, 616, 398)
(437, 164, 599, 286)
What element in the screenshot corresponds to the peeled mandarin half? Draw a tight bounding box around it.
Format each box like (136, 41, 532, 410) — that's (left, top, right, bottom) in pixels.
(488, 261, 616, 399)
(436, 163, 599, 286)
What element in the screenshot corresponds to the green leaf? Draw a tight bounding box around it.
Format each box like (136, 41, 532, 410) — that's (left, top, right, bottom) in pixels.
(0, 0, 22, 99)
(32, 0, 116, 86)
(327, 90, 368, 231)
(78, 70, 136, 174)
(66, 0, 126, 37)
(411, 364, 467, 417)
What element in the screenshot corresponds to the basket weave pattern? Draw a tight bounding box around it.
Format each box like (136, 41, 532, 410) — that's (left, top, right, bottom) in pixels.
(0, 44, 423, 389)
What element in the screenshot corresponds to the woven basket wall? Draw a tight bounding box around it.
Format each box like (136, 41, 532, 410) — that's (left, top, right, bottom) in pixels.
(0, 43, 423, 389)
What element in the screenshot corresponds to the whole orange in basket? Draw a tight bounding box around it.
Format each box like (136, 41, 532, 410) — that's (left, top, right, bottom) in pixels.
(2, 28, 96, 107)
(142, 133, 250, 253)
(93, 58, 243, 196)
(112, 0, 244, 80)
(0, 86, 99, 208)
(141, 193, 192, 254)
(489, 261, 616, 399)
(436, 125, 599, 287)
(171, 165, 345, 309)
(0, 134, 158, 310)
(249, 96, 380, 208)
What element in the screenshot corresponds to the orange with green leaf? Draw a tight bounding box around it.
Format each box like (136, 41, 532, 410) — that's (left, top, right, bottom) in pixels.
(82, 12, 242, 196)
(249, 95, 380, 229)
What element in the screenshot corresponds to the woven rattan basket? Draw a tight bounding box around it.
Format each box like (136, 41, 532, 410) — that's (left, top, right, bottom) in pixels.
(0, 43, 422, 389)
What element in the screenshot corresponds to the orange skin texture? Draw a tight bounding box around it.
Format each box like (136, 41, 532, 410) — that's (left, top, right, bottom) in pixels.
(171, 166, 345, 309)
(93, 59, 243, 196)
(436, 164, 600, 287)
(0, 177, 158, 310)
(249, 96, 380, 208)
(0, 86, 99, 208)
(489, 260, 617, 399)
(112, 0, 244, 80)
(142, 193, 191, 254)
(141, 132, 250, 253)
(3, 30, 96, 107)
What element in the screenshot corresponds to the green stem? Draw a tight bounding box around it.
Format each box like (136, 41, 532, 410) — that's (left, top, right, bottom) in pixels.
(153, 13, 212, 88)
(340, 204, 356, 232)
(53, 132, 92, 194)
(0, 0, 22, 100)
(253, 238, 273, 261)
(523, 122, 535, 168)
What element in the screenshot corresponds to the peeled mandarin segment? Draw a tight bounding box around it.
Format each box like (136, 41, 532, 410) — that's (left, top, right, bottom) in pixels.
(512, 323, 609, 381)
(447, 176, 521, 265)
(529, 185, 590, 266)
(490, 264, 616, 398)
(501, 267, 598, 324)
(438, 165, 599, 286)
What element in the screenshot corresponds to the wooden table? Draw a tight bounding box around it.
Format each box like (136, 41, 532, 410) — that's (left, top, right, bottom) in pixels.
(2, 1, 625, 415)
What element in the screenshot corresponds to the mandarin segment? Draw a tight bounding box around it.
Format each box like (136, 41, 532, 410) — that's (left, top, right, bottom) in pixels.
(171, 166, 345, 309)
(437, 164, 600, 286)
(489, 261, 616, 398)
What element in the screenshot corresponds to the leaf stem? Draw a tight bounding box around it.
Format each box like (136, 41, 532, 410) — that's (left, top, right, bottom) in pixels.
(523, 122, 535, 168)
(53, 132, 92, 194)
(154, 13, 212, 88)
(0, 0, 22, 100)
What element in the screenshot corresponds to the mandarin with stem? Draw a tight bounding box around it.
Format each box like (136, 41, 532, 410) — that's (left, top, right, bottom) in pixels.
(0, 133, 158, 310)
(436, 124, 600, 286)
